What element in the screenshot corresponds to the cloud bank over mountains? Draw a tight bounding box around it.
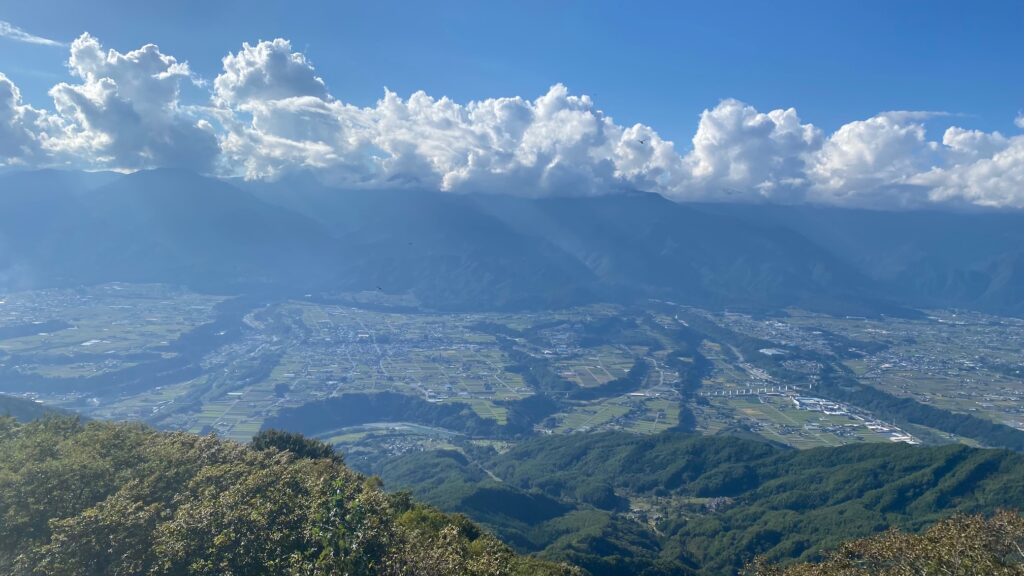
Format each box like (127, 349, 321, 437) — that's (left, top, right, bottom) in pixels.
(2, 33, 1023, 209)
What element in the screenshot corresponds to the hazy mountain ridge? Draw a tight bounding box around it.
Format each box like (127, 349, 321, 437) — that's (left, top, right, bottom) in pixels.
(1, 169, 1022, 315)
(0, 394, 66, 421)
(0, 169, 343, 294)
(697, 203, 1024, 316)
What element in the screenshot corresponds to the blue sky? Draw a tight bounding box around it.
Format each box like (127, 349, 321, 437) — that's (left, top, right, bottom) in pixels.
(3, 0, 1022, 139)
(1, 1, 1023, 208)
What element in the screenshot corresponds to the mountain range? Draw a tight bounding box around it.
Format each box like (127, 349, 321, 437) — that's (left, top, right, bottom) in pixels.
(1, 168, 1022, 316)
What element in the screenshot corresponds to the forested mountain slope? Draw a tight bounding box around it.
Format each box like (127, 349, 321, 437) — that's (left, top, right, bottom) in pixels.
(372, 431, 1024, 575)
(0, 417, 577, 576)
(747, 512, 1024, 576)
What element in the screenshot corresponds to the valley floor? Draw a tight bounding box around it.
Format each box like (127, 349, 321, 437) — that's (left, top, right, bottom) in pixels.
(0, 283, 1020, 457)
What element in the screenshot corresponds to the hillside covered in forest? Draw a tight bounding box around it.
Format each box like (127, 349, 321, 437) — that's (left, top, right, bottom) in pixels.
(0, 416, 577, 576)
(372, 431, 1024, 575)
(3, 415, 1024, 575)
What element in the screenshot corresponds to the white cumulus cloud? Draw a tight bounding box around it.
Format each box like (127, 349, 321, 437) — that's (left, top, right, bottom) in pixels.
(214, 39, 329, 107)
(42, 33, 218, 171)
(213, 41, 684, 194)
(941, 126, 1010, 162)
(914, 136, 1024, 208)
(364, 84, 677, 196)
(2, 33, 1024, 210)
(674, 99, 822, 202)
(0, 72, 54, 166)
(805, 113, 942, 207)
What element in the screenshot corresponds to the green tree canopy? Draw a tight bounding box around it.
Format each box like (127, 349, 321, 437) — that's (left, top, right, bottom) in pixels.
(746, 511, 1024, 576)
(0, 416, 579, 576)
